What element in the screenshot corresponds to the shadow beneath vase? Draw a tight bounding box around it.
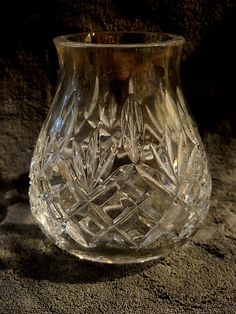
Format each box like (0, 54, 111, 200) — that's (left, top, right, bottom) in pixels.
(0, 174, 164, 284)
(0, 222, 158, 284)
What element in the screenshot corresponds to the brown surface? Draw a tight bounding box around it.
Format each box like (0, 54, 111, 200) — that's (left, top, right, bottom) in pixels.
(0, 1, 236, 312)
(0, 134, 235, 313)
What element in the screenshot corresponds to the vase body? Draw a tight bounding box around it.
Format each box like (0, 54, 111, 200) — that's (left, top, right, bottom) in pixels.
(29, 32, 211, 263)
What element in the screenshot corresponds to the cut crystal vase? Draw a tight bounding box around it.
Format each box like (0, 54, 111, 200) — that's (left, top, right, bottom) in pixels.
(29, 32, 211, 263)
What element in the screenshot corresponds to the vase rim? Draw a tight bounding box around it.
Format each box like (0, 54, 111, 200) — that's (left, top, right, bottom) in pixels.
(53, 32, 185, 48)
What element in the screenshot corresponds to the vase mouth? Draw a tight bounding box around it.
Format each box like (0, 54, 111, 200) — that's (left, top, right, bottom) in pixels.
(53, 32, 185, 48)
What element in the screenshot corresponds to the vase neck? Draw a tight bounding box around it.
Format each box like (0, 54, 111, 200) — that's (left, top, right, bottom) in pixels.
(54, 32, 184, 104)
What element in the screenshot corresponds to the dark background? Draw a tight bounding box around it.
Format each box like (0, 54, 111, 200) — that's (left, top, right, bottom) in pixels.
(1, 0, 236, 183)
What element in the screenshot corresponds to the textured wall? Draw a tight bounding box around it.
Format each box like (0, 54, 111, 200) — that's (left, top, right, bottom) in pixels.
(0, 0, 236, 181)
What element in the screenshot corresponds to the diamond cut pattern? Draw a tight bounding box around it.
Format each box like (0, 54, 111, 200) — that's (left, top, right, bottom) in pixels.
(118, 210, 152, 244)
(30, 79, 211, 251)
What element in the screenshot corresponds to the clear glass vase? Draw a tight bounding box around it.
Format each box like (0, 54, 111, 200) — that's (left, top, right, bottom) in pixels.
(29, 32, 211, 264)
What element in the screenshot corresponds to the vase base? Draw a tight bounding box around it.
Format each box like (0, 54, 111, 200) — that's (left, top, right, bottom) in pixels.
(32, 205, 192, 264)
(54, 236, 188, 264)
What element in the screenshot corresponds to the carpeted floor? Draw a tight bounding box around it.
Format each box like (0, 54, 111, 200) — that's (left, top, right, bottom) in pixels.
(0, 134, 235, 314)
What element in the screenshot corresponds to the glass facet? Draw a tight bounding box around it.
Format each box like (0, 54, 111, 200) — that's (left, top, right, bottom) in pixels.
(29, 32, 212, 263)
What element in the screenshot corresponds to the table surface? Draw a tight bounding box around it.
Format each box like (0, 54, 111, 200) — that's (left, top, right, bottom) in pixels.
(0, 134, 235, 314)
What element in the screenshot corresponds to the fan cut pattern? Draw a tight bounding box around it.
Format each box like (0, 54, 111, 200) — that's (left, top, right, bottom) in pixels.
(30, 77, 211, 253)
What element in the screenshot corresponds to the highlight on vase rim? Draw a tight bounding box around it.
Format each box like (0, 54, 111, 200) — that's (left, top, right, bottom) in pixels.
(29, 32, 212, 264)
(53, 32, 185, 48)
